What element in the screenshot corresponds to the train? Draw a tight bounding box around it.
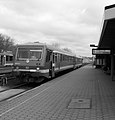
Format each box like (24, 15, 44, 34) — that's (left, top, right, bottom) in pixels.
(12, 42, 83, 83)
(0, 51, 14, 85)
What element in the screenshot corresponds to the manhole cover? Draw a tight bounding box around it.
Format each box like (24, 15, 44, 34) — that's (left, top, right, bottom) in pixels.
(68, 98, 91, 109)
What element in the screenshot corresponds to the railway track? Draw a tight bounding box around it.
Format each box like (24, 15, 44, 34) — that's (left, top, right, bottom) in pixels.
(0, 81, 40, 102)
(0, 83, 27, 92)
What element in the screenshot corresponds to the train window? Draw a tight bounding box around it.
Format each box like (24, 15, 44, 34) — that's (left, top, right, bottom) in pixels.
(64, 55, 66, 61)
(6, 56, 13, 61)
(60, 54, 63, 61)
(46, 50, 52, 62)
(17, 48, 29, 59)
(62, 55, 63, 61)
(0, 55, 3, 65)
(63, 55, 65, 61)
(67, 56, 69, 61)
(6, 56, 8, 61)
(17, 47, 42, 60)
(30, 50, 42, 60)
(55, 53, 58, 62)
(70, 56, 72, 61)
(10, 56, 13, 61)
(58, 54, 60, 62)
(0, 55, 1, 65)
(63, 55, 66, 61)
(65, 55, 66, 61)
(62, 55, 64, 61)
(66, 55, 67, 61)
(69, 57, 71, 61)
(66, 55, 68, 61)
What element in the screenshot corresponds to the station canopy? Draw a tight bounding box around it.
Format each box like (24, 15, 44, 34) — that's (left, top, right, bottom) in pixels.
(98, 4, 115, 51)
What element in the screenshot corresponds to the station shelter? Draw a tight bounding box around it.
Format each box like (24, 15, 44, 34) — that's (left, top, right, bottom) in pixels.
(93, 4, 115, 80)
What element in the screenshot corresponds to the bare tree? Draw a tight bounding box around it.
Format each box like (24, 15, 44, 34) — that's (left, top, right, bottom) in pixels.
(0, 33, 15, 53)
(51, 42, 60, 48)
(63, 48, 72, 53)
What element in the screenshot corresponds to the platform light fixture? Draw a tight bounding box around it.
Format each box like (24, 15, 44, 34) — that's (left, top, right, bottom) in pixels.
(90, 44, 98, 47)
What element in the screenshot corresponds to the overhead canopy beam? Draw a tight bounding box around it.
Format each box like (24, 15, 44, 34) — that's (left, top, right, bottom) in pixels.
(98, 4, 115, 49)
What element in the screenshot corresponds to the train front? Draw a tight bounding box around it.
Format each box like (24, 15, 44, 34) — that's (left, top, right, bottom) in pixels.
(14, 44, 45, 83)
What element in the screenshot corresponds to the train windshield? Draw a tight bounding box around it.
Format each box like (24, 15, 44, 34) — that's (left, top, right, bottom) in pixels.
(17, 47, 42, 60)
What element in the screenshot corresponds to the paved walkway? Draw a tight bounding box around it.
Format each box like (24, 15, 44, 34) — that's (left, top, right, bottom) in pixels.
(0, 64, 115, 120)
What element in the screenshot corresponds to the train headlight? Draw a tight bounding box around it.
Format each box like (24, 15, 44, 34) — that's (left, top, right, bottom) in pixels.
(36, 67, 39, 71)
(26, 59, 29, 63)
(52, 63, 55, 67)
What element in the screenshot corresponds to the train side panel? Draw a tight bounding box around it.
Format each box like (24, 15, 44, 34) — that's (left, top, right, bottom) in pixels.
(0, 52, 14, 85)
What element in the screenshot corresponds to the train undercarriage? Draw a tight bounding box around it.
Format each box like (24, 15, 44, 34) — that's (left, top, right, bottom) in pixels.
(15, 71, 48, 83)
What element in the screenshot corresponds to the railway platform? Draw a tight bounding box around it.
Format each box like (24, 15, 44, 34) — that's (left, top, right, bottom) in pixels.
(0, 64, 115, 120)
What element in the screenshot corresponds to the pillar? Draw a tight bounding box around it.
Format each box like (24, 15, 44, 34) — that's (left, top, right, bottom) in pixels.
(111, 49, 114, 81)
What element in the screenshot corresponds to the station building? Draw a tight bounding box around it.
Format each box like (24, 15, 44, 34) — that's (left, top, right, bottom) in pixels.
(93, 4, 115, 80)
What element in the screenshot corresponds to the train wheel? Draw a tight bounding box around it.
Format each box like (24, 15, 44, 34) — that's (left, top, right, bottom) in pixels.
(1, 77, 7, 86)
(52, 71, 55, 78)
(51, 70, 55, 78)
(25, 76, 29, 83)
(4, 77, 7, 85)
(38, 77, 45, 83)
(49, 68, 55, 78)
(16, 76, 23, 83)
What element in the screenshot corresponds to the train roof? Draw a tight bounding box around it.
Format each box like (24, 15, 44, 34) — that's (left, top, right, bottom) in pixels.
(17, 42, 76, 57)
(0, 51, 13, 56)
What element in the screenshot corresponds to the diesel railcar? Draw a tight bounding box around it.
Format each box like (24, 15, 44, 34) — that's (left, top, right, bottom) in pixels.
(13, 42, 82, 83)
(0, 51, 14, 85)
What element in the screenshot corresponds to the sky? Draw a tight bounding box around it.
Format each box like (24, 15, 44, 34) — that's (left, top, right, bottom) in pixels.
(0, 0, 115, 56)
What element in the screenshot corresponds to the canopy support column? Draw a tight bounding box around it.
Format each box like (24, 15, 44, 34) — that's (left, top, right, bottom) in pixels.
(111, 49, 114, 81)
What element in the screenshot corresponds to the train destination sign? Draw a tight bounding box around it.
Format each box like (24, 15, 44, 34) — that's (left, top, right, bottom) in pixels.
(92, 49, 111, 55)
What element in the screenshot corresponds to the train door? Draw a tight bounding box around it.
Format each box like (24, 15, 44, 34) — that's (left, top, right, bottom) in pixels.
(73, 57, 76, 69)
(55, 53, 60, 70)
(6, 55, 13, 66)
(52, 53, 55, 77)
(0, 55, 5, 66)
(49, 52, 55, 78)
(57, 53, 60, 70)
(0, 55, 1, 65)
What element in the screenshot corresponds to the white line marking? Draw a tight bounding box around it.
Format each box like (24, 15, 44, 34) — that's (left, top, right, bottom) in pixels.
(0, 75, 68, 117)
(7, 83, 45, 101)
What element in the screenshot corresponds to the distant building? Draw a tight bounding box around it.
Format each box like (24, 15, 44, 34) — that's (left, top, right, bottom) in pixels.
(82, 56, 93, 64)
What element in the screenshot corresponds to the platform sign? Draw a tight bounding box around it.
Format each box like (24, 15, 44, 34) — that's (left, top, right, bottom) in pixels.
(92, 49, 111, 55)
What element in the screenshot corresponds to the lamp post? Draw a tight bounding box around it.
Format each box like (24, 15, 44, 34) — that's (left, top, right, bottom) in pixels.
(90, 44, 98, 68)
(90, 44, 98, 47)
